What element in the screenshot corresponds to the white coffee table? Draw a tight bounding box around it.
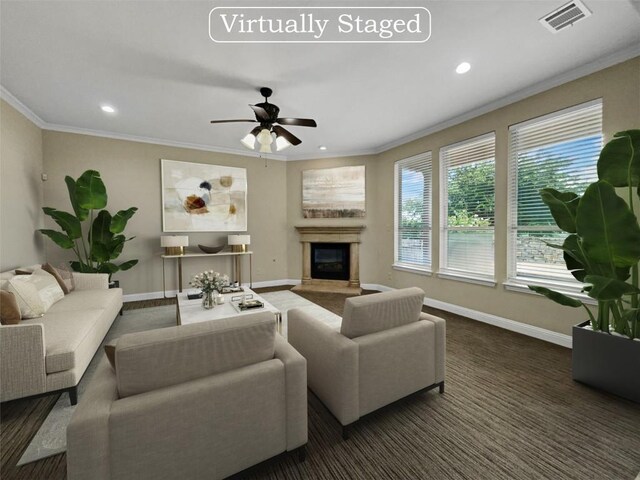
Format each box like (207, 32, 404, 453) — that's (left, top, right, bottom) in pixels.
(176, 288, 281, 327)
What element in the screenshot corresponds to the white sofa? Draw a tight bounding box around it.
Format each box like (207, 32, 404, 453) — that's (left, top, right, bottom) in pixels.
(0, 266, 123, 404)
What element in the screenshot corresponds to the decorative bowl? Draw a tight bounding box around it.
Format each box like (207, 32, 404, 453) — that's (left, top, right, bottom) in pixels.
(198, 244, 224, 254)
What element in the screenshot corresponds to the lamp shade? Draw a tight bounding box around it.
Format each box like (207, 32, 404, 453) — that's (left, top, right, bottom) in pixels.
(161, 235, 189, 247)
(227, 235, 250, 246)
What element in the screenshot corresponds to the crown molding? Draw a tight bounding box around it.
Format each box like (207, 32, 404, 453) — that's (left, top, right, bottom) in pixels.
(0, 85, 46, 128)
(42, 123, 288, 161)
(2, 44, 638, 163)
(374, 42, 640, 154)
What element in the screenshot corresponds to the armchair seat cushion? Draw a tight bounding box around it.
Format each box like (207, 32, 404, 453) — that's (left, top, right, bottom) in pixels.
(340, 287, 425, 338)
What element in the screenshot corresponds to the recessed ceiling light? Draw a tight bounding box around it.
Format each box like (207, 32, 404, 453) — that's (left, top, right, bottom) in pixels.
(100, 105, 116, 113)
(319, 145, 327, 151)
(456, 62, 471, 74)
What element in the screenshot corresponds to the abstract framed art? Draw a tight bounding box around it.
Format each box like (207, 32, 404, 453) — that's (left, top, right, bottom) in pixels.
(161, 159, 247, 232)
(302, 165, 365, 218)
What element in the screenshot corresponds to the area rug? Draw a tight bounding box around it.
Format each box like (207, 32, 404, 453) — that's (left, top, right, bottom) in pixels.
(17, 290, 339, 465)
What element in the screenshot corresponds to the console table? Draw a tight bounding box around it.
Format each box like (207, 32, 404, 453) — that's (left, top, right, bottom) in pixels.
(161, 251, 253, 298)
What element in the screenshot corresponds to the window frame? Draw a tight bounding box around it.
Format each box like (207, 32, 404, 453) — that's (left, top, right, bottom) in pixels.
(438, 132, 497, 286)
(505, 98, 603, 299)
(393, 151, 433, 274)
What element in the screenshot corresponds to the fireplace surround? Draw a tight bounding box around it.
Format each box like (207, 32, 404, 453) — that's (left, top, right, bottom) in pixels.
(293, 225, 365, 294)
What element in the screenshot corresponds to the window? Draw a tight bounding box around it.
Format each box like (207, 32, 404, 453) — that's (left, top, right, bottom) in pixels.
(440, 133, 496, 283)
(394, 152, 432, 271)
(507, 99, 602, 290)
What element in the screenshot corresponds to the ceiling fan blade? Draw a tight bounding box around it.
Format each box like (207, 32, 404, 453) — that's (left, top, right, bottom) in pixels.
(250, 104, 270, 121)
(210, 119, 257, 124)
(276, 118, 317, 127)
(273, 125, 302, 146)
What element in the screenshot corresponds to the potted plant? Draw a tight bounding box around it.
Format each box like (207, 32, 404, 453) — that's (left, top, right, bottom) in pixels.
(39, 170, 138, 283)
(529, 129, 640, 403)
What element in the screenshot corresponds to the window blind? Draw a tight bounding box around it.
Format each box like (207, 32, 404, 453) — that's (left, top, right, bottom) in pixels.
(440, 132, 496, 280)
(507, 99, 602, 287)
(394, 152, 432, 270)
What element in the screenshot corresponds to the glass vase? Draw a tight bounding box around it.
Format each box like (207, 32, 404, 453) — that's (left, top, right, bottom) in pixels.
(202, 290, 215, 309)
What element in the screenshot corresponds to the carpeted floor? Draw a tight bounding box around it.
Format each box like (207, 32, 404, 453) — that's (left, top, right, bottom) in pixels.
(1, 286, 639, 479)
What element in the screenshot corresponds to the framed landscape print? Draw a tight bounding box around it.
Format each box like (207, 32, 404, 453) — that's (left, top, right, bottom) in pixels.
(302, 165, 366, 218)
(161, 159, 247, 232)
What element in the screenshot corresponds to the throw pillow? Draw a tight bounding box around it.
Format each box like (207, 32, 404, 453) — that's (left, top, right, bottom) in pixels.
(7, 277, 46, 319)
(8, 269, 65, 317)
(42, 263, 70, 294)
(31, 269, 65, 310)
(54, 263, 75, 292)
(0, 291, 21, 325)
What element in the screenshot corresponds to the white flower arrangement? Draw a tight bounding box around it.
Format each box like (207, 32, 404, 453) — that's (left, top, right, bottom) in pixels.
(189, 270, 229, 293)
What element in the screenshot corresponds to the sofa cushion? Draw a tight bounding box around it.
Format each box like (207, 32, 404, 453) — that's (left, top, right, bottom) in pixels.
(21, 309, 106, 374)
(0, 291, 21, 325)
(115, 311, 276, 398)
(340, 287, 425, 339)
(46, 288, 121, 314)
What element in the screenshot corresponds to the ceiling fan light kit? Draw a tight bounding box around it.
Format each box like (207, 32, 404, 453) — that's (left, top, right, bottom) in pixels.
(210, 87, 317, 154)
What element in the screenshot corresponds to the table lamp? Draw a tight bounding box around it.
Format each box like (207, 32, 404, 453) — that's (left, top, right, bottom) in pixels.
(228, 234, 251, 253)
(161, 235, 189, 255)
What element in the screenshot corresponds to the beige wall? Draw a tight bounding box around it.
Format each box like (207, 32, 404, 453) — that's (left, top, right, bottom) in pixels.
(375, 57, 640, 335)
(285, 155, 379, 283)
(0, 99, 44, 270)
(42, 132, 288, 294)
(3, 57, 638, 336)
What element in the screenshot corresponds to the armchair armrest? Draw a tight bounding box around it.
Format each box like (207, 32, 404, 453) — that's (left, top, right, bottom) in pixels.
(274, 334, 307, 450)
(288, 308, 359, 425)
(419, 312, 446, 383)
(67, 357, 118, 480)
(0, 323, 46, 401)
(72, 273, 109, 291)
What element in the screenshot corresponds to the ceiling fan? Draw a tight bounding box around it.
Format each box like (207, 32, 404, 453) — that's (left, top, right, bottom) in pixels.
(210, 87, 317, 153)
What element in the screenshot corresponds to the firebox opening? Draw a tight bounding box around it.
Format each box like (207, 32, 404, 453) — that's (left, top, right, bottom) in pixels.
(311, 243, 350, 281)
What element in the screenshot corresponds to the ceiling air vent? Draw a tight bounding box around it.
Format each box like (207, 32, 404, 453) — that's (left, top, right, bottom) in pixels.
(540, 0, 592, 33)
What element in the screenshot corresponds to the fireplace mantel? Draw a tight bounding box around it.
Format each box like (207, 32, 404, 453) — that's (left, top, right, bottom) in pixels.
(293, 225, 366, 294)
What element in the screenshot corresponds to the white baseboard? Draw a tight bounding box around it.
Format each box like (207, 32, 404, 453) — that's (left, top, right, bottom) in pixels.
(369, 283, 572, 348)
(423, 296, 572, 348)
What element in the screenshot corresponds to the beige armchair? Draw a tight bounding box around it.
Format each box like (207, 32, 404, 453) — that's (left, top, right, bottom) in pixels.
(288, 287, 445, 439)
(67, 312, 307, 480)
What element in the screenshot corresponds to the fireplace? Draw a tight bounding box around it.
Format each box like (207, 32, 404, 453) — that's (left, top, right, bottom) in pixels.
(294, 225, 365, 294)
(311, 243, 350, 281)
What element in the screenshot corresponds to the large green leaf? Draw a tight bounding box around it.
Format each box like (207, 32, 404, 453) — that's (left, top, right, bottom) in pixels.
(576, 180, 640, 268)
(70, 261, 97, 273)
(42, 207, 81, 239)
(528, 286, 583, 308)
(110, 207, 137, 234)
(118, 259, 138, 271)
(91, 210, 113, 246)
(39, 229, 74, 249)
(108, 235, 126, 259)
(97, 262, 119, 274)
(75, 170, 107, 210)
(583, 275, 640, 301)
(598, 130, 640, 187)
(91, 241, 111, 263)
(65, 176, 89, 221)
(539, 189, 580, 233)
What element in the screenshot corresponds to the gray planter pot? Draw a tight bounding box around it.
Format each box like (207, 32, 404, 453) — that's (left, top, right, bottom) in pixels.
(572, 321, 640, 403)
